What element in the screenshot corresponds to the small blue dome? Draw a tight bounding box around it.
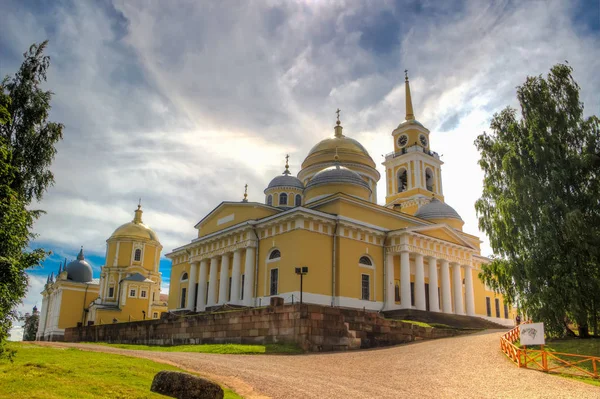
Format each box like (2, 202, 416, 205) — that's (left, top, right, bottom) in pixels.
(414, 198, 462, 221)
(266, 175, 304, 191)
(66, 248, 93, 283)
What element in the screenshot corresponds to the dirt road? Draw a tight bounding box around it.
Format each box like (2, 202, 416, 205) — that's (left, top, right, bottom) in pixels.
(40, 330, 598, 398)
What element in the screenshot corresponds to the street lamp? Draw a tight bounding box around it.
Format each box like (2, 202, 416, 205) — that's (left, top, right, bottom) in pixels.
(295, 266, 309, 304)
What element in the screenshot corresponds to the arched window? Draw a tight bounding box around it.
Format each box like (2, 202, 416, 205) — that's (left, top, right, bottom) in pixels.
(134, 248, 142, 261)
(181, 272, 189, 281)
(397, 169, 408, 193)
(267, 194, 273, 206)
(279, 193, 288, 206)
(425, 168, 434, 192)
(359, 256, 373, 266)
(269, 249, 281, 260)
(295, 194, 302, 207)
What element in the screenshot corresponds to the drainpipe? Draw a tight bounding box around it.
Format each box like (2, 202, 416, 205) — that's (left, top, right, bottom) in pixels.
(331, 219, 339, 307)
(81, 283, 90, 325)
(252, 224, 260, 307)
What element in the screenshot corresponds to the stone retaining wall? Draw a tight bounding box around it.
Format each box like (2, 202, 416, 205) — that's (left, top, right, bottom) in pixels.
(64, 303, 469, 351)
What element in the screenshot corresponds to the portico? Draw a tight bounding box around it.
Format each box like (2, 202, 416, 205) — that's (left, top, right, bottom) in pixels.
(384, 229, 476, 316)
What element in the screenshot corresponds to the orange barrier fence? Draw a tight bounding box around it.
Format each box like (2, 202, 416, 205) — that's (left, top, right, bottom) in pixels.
(500, 323, 600, 379)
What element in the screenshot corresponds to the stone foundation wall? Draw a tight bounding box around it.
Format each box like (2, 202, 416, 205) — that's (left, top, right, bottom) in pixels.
(64, 303, 468, 351)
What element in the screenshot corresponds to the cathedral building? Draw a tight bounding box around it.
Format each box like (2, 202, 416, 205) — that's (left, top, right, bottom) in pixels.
(166, 75, 515, 326)
(37, 205, 168, 341)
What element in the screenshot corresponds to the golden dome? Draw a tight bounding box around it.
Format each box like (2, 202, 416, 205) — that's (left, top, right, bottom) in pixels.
(109, 205, 159, 242)
(301, 126, 376, 170)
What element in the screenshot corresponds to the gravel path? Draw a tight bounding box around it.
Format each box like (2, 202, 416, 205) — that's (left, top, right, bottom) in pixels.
(39, 330, 598, 398)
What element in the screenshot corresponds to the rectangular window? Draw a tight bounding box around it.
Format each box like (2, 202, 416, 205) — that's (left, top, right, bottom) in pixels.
(425, 283, 430, 311)
(205, 282, 209, 304)
(410, 282, 415, 306)
(194, 283, 199, 310)
(486, 297, 491, 317)
(270, 269, 278, 296)
(152, 292, 155, 302)
(504, 303, 509, 319)
(140, 290, 147, 298)
(495, 298, 500, 318)
(129, 288, 136, 297)
(241, 275, 245, 300)
(108, 287, 115, 298)
(181, 288, 186, 309)
(394, 280, 400, 302)
(153, 312, 158, 319)
(361, 274, 370, 300)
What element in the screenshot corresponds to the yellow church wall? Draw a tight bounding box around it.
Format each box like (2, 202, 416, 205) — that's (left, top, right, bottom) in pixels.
(304, 183, 371, 203)
(314, 200, 415, 232)
(58, 286, 99, 329)
(106, 242, 117, 267)
(117, 241, 133, 266)
(168, 261, 190, 309)
(257, 228, 333, 299)
(142, 244, 159, 271)
(336, 237, 383, 302)
(121, 296, 152, 322)
(198, 204, 279, 238)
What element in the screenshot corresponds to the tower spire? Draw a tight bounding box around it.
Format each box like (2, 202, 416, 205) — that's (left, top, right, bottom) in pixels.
(242, 183, 248, 202)
(404, 70, 415, 121)
(334, 108, 344, 138)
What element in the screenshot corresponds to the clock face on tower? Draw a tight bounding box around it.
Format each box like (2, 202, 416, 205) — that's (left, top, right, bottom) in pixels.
(419, 134, 428, 147)
(398, 134, 408, 148)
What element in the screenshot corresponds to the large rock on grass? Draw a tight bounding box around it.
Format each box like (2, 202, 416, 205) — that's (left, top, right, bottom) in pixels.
(151, 370, 224, 399)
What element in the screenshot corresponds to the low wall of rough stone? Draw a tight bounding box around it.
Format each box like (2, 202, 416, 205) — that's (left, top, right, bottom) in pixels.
(64, 303, 468, 351)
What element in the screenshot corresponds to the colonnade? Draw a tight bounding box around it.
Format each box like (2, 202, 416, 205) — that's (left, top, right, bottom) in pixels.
(185, 247, 256, 311)
(386, 250, 475, 315)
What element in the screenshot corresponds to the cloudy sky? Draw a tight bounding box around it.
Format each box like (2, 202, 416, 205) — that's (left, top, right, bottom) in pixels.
(2, 0, 599, 339)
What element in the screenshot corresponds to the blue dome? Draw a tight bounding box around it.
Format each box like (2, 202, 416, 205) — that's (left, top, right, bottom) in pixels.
(266, 175, 304, 191)
(414, 198, 462, 221)
(66, 248, 93, 283)
(306, 164, 371, 191)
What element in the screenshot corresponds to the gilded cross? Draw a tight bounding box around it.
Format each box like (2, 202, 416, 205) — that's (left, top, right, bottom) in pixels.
(336, 108, 341, 123)
(404, 69, 408, 81)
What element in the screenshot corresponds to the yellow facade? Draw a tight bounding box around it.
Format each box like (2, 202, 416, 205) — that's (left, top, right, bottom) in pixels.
(165, 74, 515, 327)
(37, 205, 169, 341)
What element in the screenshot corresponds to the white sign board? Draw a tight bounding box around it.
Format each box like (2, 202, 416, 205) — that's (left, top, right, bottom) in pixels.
(520, 323, 545, 346)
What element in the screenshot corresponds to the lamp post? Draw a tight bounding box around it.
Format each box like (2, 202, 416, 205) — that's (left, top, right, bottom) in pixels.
(295, 266, 309, 304)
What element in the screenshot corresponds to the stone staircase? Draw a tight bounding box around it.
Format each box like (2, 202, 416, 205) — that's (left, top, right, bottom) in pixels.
(382, 309, 510, 330)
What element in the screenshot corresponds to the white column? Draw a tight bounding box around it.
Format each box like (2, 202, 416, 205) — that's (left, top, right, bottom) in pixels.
(464, 265, 475, 316)
(452, 262, 464, 315)
(186, 262, 198, 311)
(207, 257, 219, 306)
(243, 247, 256, 307)
(230, 250, 242, 305)
(218, 253, 230, 305)
(196, 259, 208, 311)
(440, 260, 452, 313)
(384, 251, 395, 309)
(427, 256, 440, 312)
(414, 254, 426, 311)
(400, 251, 411, 309)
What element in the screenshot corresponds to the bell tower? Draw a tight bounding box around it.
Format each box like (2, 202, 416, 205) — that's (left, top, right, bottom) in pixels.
(383, 71, 445, 215)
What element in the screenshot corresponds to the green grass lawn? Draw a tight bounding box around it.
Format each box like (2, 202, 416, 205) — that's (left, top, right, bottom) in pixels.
(85, 342, 303, 354)
(0, 342, 242, 399)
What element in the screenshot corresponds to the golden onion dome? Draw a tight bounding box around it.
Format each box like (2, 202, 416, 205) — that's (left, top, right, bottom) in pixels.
(109, 205, 159, 242)
(301, 118, 376, 170)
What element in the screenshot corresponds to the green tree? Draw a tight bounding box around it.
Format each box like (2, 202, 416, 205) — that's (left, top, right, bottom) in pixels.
(21, 306, 39, 341)
(475, 63, 600, 337)
(0, 41, 62, 359)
